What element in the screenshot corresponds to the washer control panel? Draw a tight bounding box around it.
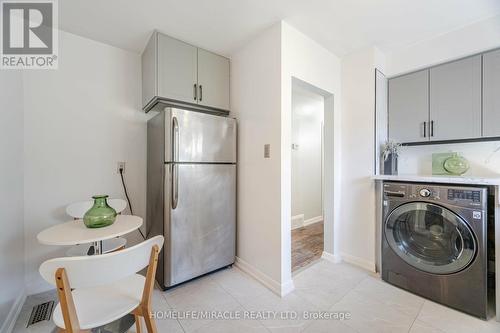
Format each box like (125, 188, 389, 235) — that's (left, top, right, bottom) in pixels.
(447, 189, 481, 202)
(382, 182, 487, 209)
(419, 188, 431, 197)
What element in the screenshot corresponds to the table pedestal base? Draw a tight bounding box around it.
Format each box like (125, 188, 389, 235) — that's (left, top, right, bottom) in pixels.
(90, 314, 135, 333)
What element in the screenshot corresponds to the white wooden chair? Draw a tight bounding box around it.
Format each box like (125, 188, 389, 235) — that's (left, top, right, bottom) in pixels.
(65, 199, 128, 256)
(39, 235, 164, 333)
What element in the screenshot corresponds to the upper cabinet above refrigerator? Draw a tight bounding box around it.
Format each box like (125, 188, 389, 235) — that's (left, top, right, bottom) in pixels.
(142, 31, 230, 114)
(197, 49, 230, 111)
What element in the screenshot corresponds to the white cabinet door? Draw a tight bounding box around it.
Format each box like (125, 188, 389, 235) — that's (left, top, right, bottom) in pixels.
(429, 55, 481, 141)
(157, 34, 198, 104)
(388, 70, 429, 143)
(197, 48, 230, 111)
(483, 49, 500, 137)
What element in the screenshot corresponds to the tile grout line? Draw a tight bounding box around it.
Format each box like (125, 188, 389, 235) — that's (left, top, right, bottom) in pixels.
(351, 274, 429, 322)
(299, 271, 370, 332)
(316, 274, 370, 333)
(409, 300, 449, 333)
(189, 270, 273, 332)
(329, 274, 370, 308)
(157, 288, 187, 333)
(213, 272, 273, 332)
(406, 299, 426, 333)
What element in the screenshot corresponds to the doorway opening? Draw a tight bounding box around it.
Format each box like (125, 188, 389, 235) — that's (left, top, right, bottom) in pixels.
(291, 81, 325, 272)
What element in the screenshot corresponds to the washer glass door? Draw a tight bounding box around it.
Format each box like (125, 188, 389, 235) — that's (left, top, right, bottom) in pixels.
(385, 202, 476, 274)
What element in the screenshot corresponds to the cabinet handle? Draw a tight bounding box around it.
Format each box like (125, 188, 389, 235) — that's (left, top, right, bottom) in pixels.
(430, 120, 434, 137)
(193, 84, 197, 101)
(423, 122, 427, 137)
(199, 85, 203, 102)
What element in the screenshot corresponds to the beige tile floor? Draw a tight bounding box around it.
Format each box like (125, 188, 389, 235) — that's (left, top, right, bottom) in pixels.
(14, 259, 500, 333)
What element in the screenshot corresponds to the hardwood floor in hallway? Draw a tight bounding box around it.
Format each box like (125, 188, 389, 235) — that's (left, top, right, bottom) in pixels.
(292, 221, 324, 272)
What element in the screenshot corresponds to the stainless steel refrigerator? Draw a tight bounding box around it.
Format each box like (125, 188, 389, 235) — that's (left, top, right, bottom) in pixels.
(147, 108, 236, 289)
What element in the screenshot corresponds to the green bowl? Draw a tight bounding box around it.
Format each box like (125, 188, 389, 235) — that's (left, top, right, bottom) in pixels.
(443, 154, 469, 175)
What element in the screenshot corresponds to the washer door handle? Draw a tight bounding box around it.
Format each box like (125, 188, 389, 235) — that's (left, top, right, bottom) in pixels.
(384, 191, 405, 197)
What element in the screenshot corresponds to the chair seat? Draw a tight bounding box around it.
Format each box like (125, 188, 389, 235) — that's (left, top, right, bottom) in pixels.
(66, 237, 127, 256)
(53, 274, 145, 330)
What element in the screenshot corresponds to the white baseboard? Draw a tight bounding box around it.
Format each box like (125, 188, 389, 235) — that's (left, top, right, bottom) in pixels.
(234, 256, 294, 296)
(281, 279, 295, 296)
(340, 252, 376, 272)
(291, 215, 322, 230)
(321, 251, 342, 264)
(0, 290, 26, 333)
(291, 214, 304, 230)
(304, 216, 323, 226)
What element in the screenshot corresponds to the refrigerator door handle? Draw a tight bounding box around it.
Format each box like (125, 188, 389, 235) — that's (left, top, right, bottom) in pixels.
(172, 164, 178, 209)
(172, 116, 179, 161)
(172, 116, 179, 209)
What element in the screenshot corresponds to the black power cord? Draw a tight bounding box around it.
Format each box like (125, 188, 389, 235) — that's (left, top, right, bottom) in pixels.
(119, 167, 147, 240)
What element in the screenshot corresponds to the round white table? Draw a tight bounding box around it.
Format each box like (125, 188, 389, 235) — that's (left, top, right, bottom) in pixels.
(37, 215, 143, 255)
(38, 215, 143, 332)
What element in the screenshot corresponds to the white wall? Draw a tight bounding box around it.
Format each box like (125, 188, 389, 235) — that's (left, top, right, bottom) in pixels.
(230, 24, 283, 292)
(232, 21, 342, 295)
(23, 31, 148, 294)
(0, 72, 26, 332)
(281, 22, 342, 290)
(387, 14, 500, 76)
(291, 85, 324, 223)
(339, 47, 385, 271)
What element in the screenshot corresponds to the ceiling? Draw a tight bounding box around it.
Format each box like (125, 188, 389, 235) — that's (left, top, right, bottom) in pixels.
(59, 0, 500, 57)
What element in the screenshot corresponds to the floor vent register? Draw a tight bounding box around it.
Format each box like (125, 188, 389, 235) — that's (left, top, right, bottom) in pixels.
(27, 301, 54, 327)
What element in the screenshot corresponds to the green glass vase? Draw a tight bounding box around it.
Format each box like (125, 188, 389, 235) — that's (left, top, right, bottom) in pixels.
(443, 153, 469, 175)
(83, 195, 117, 228)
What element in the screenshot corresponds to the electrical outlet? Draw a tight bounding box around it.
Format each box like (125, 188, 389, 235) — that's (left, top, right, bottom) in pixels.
(117, 161, 126, 174)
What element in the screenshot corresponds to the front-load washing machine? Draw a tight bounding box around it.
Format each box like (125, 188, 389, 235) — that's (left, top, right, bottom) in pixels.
(382, 181, 489, 319)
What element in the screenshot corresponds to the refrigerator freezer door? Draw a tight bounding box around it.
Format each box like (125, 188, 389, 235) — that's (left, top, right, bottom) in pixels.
(164, 163, 236, 286)
(167, 108, 236, 163)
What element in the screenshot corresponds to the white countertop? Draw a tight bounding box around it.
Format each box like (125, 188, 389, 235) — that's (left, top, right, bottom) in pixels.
(372, 174, 500, 186)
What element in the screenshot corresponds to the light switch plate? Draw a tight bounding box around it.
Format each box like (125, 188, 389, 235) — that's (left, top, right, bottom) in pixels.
(264, 144, 270, 158)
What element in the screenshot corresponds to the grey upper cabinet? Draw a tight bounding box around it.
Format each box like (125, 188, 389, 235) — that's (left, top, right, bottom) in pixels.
(157, 33, 198, 105)
(388, 70, 429, 143)
(429, 55, 481, 141)
(483, 49, 500, 137)
(197, 49, 230, 111)
(141, 31, 230, 113)
(141, 34, 157, 108)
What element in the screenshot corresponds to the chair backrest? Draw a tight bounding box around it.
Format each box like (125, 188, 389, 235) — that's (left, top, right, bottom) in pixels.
(66, 198, 127, 219)
(39, 236, 163, 289)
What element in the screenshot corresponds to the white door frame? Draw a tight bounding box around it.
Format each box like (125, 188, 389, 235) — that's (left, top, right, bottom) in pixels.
(287, 77, 339, 278)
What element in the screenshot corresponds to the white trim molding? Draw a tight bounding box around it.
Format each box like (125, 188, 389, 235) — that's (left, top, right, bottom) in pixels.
(304, 216, 323, 226)
(235, 257, 294, 296)
(291, 215, 323, 230)
(291, 214, 304, 230)
(0, 290, 26, 333)
(321, 251, 342, 264)
(340, 252, 376, 272)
